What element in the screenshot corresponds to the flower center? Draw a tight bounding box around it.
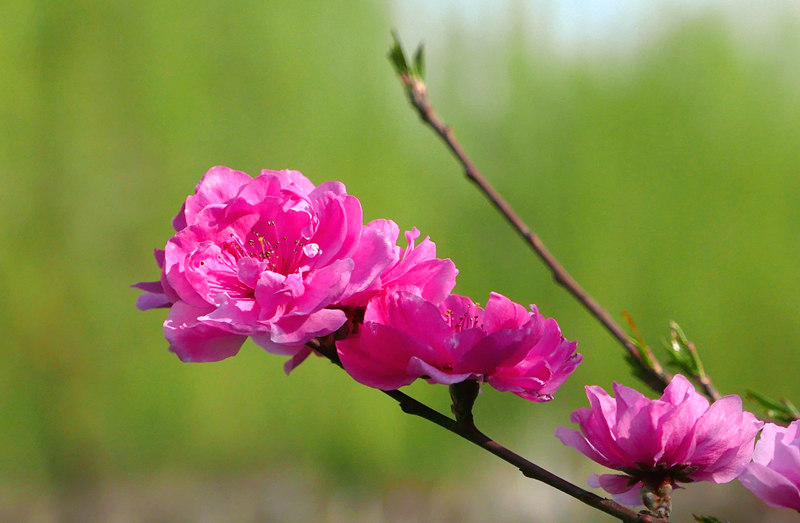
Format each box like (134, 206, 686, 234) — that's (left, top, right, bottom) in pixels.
(443, 303, 483, 332)
(220, 220, 321, 275)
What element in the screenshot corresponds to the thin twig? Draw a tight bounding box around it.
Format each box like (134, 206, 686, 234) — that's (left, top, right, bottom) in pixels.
(393, 69, 673, 396)
(311, 341, 667, 522)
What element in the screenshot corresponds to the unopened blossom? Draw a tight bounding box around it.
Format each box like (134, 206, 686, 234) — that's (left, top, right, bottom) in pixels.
(134, 166, 394, 364)
(556, 375, 762, 517)
(739, 420, 800, 511)
(336, 290, 581, 399)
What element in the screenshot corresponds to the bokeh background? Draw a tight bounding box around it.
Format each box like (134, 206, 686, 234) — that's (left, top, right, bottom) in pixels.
(3, 1, 800, 521)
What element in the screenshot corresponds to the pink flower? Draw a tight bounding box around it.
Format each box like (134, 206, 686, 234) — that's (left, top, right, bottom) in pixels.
(134, 166, 394, 364)
(336, 290, 581, 399)
(739, 420, 800, 511)
(556, 375, 762, 516)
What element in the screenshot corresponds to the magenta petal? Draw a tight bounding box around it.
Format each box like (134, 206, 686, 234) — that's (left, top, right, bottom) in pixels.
(341, 222, 394, 299)
(163, 235, 216, 308)
(482, 292, 529, 331)
(366, 292, 454, 349)
(580, 386, 633, 468)
(236, 172, 286, 204)
(738, 420, 800, 510)
(616, 401, 668, 467)
(292, 258, 353, 313)
(753, 422, 783, 464)
(345, 220, 457, 307)
(337, 323, 429, 390)
(453, 328, 516, 372)
(283, 345, 314, 375)
(396, 258, 458, 303)
(308, 192, 361, 267)
(483, 307, 580, 401)
(254, 270, 290, 321)
(588, 474, 642, 507)
(179, 166, 253, 228)
(132, 280, 172, 310)
(136, 291, 172, 310)
(270, 308, 347, 346)
(132, 280, 164, 293)
(381, 229, 457, 304)
(237, 257, 267, 288)
(164, 301, 246, 362)
(740, 462, 800, 511)
(185, 243, 250, 302)
(555, 427, 615, 469)
(408, 357, 474, 385)
(261, 169, 316, 195)
(661, 375, 709, 413)
(199, 295, 262, 335)
(689, 395, 758, 481)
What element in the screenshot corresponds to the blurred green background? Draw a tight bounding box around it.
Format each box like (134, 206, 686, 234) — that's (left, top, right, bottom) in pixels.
(3, 1, 800, 521)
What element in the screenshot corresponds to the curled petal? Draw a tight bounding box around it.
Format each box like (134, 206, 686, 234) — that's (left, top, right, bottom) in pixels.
(588, 474, 642, 507)
(164, 301, 246, 362)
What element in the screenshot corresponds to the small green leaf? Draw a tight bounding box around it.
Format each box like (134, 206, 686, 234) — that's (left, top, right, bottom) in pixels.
(748, 390, 800, 423)
(662, 321, 702, 376)
(693, 515, 729, 523)
(784, 397, 800, 416)
(388, 31, 410, 75)
(621, 311, 651, 363)
(388, 31, 425, 80)
(413, 43, 425, 79)
(624, 352, 657, 390)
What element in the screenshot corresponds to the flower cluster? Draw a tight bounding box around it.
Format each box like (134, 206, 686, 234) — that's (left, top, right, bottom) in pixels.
(135, 166, 581, 400)
(556, 375, 762, 516)
(739, 419, 800, 511)
(137, 166, 791, 518)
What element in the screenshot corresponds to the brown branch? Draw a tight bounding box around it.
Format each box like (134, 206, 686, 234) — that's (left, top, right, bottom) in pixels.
(394, 70, 672, 396)
(311, 341, 667, 522)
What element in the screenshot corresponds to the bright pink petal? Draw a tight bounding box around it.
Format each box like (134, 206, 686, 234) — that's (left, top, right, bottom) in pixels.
(482, 292, 529, 332)
(588, 474, 642, 507)
(409, 357, 475, 385)
(337, 323, 431, 390)
(739, 462, 800, 511)
(283, 345, 314, 375)
(340, 223, 394, 299)
(164, 301, 246, 362)
(132, 280, 172, 310)
(752, 422, 784, 464)
(259, 169, 316, 196)
(291, 258, 353, 313)
(198, 294, 262, 335)
(555, 427, 616, 469)
(269, 307, 347, 346)
(177, 166, 253, 229)
(689, 396, 760, 481)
